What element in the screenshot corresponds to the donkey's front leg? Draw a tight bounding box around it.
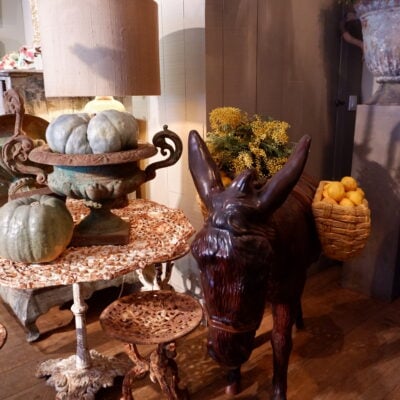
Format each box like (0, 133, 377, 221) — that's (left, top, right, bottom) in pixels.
(271, 303, 295, 400)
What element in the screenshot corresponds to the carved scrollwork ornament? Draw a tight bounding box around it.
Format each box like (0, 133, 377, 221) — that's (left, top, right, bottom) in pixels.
(145, 125, 183, 181)
(4, 89, 24, 135)
(1, 89, 48, 186)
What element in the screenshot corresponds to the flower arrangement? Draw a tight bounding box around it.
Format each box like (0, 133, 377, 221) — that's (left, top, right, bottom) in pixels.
(0, 51, 19, 70)
(0, 46, 42, 71)
(205, 107, 293, 183)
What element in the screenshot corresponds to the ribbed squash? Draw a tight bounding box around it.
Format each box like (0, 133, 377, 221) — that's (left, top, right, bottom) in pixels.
(0, 195, 74, 263)
(46, 110, 139, 154)
(86, 109, 139, 153)
(46, 113, 92, 154)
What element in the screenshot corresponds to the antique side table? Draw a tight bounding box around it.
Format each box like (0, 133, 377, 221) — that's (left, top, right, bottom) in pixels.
(0, 198, 194, 399)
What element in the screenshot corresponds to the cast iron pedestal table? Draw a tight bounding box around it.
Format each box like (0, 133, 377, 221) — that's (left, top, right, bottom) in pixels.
(0, 198, 194, 399)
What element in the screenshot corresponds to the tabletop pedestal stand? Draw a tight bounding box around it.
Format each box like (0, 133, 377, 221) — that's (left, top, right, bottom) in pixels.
(8, 198, 194, 400)
(36, 282, 130, 400)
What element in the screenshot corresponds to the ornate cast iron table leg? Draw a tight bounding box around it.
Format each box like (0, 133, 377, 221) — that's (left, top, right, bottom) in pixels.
(122, 342, 189, 400)
(36, 282, 130, 399)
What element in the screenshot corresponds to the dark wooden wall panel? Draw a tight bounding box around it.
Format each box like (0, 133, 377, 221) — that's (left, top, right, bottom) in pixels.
(206, 0, 346, 180)
(206, 0, 258, 113)
(205, 0, 224, 114)
(222, 0, 258, 111)
(256, 0, 288, 118)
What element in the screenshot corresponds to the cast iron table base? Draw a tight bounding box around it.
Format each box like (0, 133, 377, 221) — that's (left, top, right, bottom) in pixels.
(36, 349, 129, 400)
(35, 282, 130, 399)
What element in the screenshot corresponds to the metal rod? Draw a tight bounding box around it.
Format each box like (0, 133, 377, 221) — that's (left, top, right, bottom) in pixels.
(71, 282, 91, 369)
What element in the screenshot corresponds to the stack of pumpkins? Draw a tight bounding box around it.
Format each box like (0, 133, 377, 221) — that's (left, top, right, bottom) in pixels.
(0, 110, 138, 264)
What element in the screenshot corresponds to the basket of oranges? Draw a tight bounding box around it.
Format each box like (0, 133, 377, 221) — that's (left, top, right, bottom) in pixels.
(312, 176, 371, 261)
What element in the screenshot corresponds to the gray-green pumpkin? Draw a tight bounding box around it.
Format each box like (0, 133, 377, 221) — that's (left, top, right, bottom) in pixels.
(0, 195, 74, 263)
(46, 110, 139, 154)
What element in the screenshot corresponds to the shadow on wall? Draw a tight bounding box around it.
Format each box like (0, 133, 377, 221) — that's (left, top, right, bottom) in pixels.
(172, 253, 203, 300)
(366, 121, 400, 298)
(156, 27, 206, 127)
(154, 27, 206, 295)
(349, 109, 400, 300)
(155, 27, 206, 227)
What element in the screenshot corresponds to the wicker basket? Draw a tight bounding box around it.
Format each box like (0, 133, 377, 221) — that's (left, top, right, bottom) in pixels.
(312, 181, 371, 262)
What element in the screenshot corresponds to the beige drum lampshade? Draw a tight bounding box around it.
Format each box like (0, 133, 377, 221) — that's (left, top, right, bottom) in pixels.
(37, 0, 160, 97)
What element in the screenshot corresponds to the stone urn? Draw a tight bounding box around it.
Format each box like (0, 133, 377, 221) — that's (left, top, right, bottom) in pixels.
(354, 0, 400, 103)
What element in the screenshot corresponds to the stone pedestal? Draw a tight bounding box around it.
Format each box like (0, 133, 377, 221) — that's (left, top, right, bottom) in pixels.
(342, 105, 400, 301)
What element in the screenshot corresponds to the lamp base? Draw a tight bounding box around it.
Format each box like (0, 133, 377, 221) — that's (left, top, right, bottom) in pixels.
(70, 208, 130, 246)
(83, 96, 126, 113)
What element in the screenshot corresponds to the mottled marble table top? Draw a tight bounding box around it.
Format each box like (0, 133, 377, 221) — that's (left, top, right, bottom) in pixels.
(0, 199, 194, 289)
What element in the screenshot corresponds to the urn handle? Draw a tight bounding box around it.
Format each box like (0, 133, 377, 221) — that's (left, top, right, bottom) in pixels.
(145, 125, 183, 181)
(1, 89, 49, 187)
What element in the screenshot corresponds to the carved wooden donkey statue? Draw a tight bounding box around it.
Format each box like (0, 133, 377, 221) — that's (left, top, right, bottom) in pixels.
(188, 131, 320, 400)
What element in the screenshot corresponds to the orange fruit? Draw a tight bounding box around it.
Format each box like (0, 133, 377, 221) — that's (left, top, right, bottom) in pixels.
(325, 181, 345, 202)
(339, 197, 354, 207)
(219, 171, 232, 187)
(356, 187, 365, 198)
(341, 176, 358, 191)
(346, 190, 363, 205)
(221, 176, 232, 187)
(322, 197, 338, 205)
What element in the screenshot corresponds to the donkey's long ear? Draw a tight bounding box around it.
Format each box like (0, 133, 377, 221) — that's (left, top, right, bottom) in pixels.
(259, 135, 311, 213)
(188, 130, 224, 211)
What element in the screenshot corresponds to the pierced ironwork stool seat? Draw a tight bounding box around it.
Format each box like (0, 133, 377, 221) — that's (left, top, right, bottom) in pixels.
(100, 290, 203, 400)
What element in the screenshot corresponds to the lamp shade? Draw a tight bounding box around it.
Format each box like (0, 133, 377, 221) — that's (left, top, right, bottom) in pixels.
(37, 0, 160, 97)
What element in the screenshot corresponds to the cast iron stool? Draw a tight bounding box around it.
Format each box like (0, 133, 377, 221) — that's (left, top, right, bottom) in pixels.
(100, 290, 203, 400)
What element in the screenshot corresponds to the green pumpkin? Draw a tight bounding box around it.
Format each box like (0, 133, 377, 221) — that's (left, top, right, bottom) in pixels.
(0, 195, 74, 263)
(45, 113, 92, 154)
(46, 110, 139, 154)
